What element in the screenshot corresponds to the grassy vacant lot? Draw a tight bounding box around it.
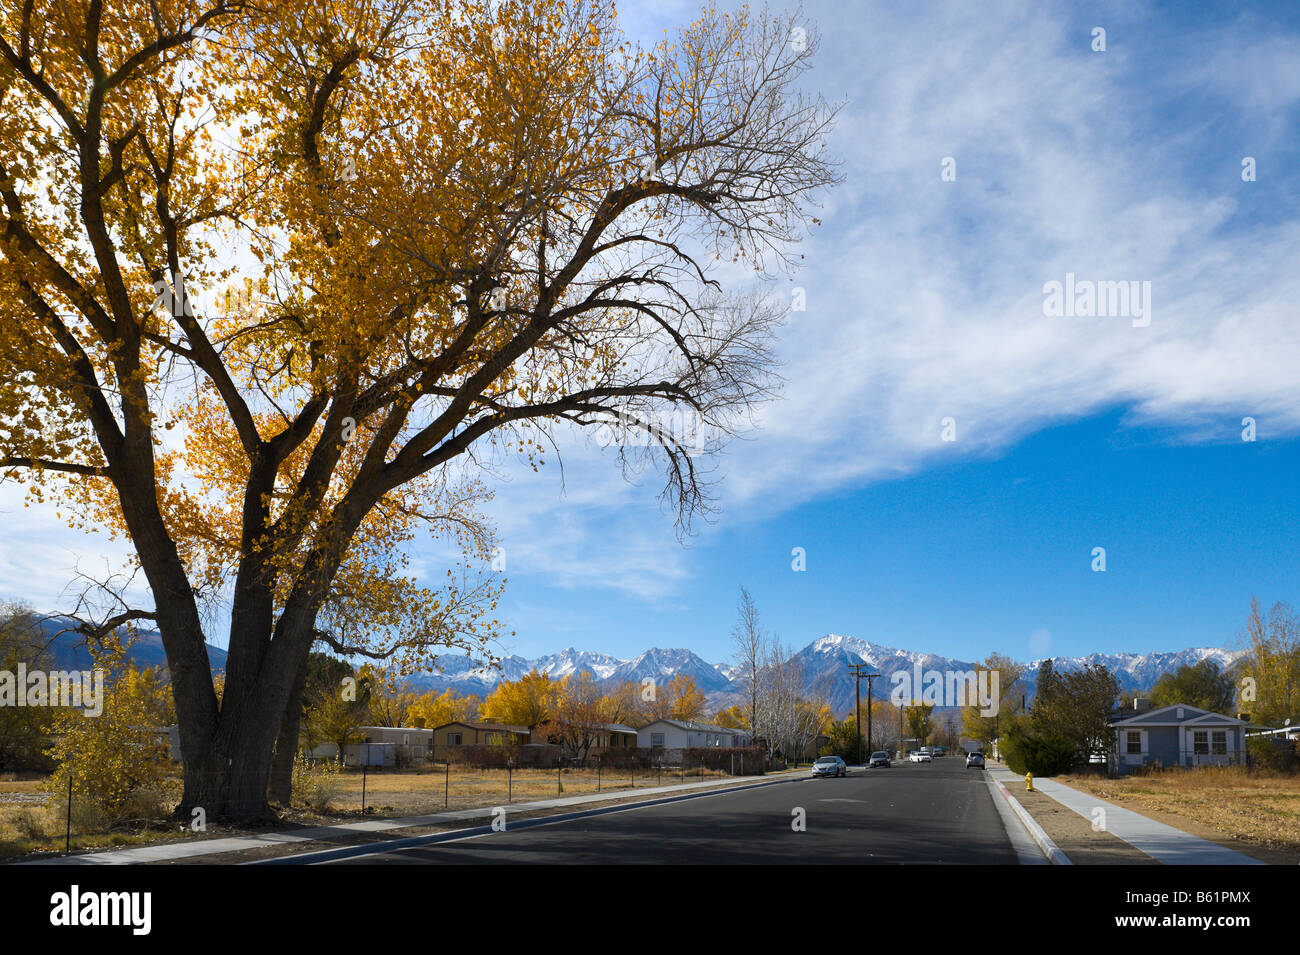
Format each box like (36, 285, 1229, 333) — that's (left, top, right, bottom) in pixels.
(1, 762, 738, 861)
(320, 763, 732, 817)
(1061, 766, 1300, 856)
(0, 771, 193, 861)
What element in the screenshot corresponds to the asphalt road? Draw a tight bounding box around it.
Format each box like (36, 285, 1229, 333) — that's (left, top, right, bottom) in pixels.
(329, 757, 1022, 864)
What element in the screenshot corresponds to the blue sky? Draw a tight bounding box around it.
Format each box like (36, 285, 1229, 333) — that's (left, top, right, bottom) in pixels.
(2, 0, 1298, 668)
(477, 0, 1300, 664)
(501, 410, 1300, 664)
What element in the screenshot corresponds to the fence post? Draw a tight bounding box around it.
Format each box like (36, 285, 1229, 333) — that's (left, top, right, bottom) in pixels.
(444, 759, 449, 808)
(597, 761, 601, 792)
(361, 765, 367, 814)
(508, 763, 512, 803)
(557, 761, 562, 795)
(65, 773, 73, 855)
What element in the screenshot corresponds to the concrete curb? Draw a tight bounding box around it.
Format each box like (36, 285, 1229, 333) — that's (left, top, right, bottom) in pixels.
(992, 780, 1072, 865)
(983, 775, 1048, 865)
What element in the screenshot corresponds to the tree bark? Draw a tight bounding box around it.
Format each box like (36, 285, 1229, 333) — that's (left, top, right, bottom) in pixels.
(268, 654, 310, 806)
(174, 607, 320, 822)
(177, 702, 283, 823)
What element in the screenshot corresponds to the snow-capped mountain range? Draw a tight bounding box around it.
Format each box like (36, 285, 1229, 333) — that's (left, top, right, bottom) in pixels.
(404, 645, 738, 697)
(34, 611, 1240, 717)
(405, 633, 1245, 714)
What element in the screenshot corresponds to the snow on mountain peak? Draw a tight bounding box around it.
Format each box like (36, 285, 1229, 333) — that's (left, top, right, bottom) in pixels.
(396, 634, 1242, 718)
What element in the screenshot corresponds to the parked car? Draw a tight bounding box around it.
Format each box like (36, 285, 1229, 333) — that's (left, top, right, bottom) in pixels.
(965, 752, 985, 769)
(908, 750, 932, 763)
(868, 751, 891, 768)
(812, 755, 847, 778)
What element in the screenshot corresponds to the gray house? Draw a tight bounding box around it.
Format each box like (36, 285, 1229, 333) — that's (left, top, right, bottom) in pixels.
(637, 719, 754, 749)
(1110, 703, 1246, 772)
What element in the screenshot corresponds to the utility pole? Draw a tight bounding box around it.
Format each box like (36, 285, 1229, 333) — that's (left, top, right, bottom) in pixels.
(865, 671, 879, 755)
(848, 663, 877, 765)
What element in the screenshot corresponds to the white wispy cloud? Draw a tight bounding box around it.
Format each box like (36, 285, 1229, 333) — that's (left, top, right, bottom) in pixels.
(471, 0, 1300, 598)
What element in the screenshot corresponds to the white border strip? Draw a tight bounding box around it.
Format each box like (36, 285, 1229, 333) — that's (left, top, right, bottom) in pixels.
(993, 779, 1072, 865)
(985, 775, 1047, 865)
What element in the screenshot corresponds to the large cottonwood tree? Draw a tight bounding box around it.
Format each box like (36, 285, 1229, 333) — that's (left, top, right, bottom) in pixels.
(0, 0, 838, 820)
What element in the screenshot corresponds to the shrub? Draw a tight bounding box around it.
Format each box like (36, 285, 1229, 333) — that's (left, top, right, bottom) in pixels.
(41, 664, 175, 828)
(1247, 737, 1299, 773)
(1002, 729, 1077, 777)
(14, 807, 47, 840)
(292, 755, 343, 812)
(121, 783, 174, 822)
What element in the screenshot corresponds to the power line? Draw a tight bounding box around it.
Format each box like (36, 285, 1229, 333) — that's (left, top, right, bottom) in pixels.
(848, 663, 881, 764)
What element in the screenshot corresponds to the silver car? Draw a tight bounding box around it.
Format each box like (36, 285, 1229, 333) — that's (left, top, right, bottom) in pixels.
(811, 755, 847, 777)
(966, 752, 986, 769)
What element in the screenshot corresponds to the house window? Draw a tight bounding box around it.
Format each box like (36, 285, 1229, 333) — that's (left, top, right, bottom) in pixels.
(1193, 731, 1209, 755)
(1211, 731, 1227, 755)
(651, 733, 664, 748)
(1126, 731, 1141, 754)
(448, 733, 462, 746)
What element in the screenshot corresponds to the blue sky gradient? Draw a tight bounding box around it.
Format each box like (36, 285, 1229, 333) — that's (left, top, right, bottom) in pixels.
(496, 410, 1299, 663)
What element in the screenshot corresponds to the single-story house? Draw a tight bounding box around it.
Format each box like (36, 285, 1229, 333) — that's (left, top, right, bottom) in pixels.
(431, 720, 531, 749)
(637, 719, 754, 749)
(302, 726, 436, 765)
(530, 720, 639, 749)
(1110, 703, 1247, 772)
(358, 726, 434, 763)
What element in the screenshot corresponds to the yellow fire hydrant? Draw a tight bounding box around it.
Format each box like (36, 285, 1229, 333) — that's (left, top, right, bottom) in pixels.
(1025, 772, 1034, 792)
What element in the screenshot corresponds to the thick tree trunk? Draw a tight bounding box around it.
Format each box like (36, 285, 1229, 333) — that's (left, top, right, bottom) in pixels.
(268, 655, 309, 806)
(170, 490, 355, 822)
(175, 611, 319, 822)
(177, 692, 284, 823)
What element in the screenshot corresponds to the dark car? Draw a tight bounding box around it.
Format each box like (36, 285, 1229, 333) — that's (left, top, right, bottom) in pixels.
(868, 751, 891, 768)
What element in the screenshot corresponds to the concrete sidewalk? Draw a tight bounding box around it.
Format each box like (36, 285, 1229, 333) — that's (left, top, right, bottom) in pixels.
(986, 766, 1264, 865)
(23, 771, 801, 865)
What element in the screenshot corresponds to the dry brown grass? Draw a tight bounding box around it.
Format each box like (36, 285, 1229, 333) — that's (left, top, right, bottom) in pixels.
(0, 773, 46, 793)
(1062, 766, 1300, 854)
(0, 800, 199, 862)
(320, 763, 732, 817)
